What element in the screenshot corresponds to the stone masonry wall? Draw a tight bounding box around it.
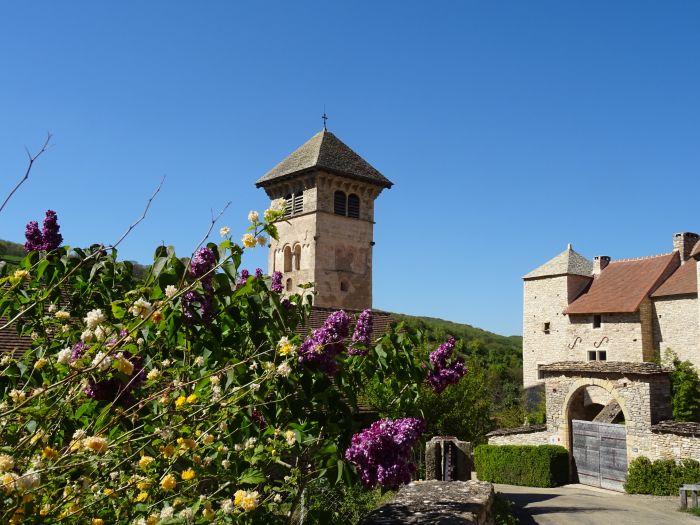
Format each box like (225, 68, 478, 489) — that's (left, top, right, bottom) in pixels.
(488, 430, 552, 446)
(633, 431, 700, 462)
(652, 296, 700, 367)
(566, 312, 646, 363)
(523, 276, 572, 388)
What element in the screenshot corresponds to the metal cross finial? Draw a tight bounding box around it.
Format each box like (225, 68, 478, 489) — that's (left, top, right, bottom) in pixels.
(321, 109, 328, 130)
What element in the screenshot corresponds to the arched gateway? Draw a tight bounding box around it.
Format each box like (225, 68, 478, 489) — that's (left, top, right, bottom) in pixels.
(539, 361, 672, 491)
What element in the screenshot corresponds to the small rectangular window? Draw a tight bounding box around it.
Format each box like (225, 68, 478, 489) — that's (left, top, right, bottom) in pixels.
(543, 322, 550, 334)
(588, 351, 596, 361)
(593, 315, 602, 329)
(598, 351, 607, 361)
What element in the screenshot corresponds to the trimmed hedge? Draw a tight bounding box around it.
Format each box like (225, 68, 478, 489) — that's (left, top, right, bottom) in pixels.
(474, 444, 569, 487)
(625, 457, 700, 495)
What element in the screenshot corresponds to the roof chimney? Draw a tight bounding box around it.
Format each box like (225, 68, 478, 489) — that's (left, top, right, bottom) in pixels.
(593, 256, 610, 275)
(673, 232, 700, 264)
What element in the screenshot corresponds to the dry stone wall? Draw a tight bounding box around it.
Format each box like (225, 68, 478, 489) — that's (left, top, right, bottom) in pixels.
(652, 296, 700, 366)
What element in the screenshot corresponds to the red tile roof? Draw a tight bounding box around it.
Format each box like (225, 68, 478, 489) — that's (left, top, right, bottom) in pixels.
(565, 252, 679, 314)
(296, 306, 394, 340)
(0, 318, 31, 357)
(652, 258, 697, 298)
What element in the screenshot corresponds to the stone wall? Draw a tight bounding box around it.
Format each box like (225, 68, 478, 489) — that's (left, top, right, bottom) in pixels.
(566, 312, 646, 363)
(487, 428, 552, 446)
(633, 425, 700, 462)
(652, 295, 700, 366)
(360, 481, 494, 525)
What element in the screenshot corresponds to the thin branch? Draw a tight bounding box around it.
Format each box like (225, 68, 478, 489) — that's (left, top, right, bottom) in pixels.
(107, 175, 166, 249)
(0, 132, 52, 214)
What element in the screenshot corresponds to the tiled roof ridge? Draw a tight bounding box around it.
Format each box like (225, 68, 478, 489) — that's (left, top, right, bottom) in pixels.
(607, 252, 674, 264)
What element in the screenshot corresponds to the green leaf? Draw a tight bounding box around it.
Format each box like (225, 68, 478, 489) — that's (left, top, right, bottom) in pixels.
(74, 401, 95, 420)
(239, 468, 266, 485)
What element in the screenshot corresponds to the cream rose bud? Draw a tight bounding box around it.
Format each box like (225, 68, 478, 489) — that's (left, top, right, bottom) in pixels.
(242, 233, 256, 248)
(256, 235, 267, 247)
(219, 226, 231, 237)
(247, 210, 259, 222)
(164, 285, 178, 298)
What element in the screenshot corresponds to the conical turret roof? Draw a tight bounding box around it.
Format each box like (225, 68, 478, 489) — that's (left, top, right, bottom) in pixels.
(524, 244, 593, 279)
(255, 130, 393, 189)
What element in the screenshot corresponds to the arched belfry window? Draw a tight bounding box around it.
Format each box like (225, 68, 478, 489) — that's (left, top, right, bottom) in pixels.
(284, 190, 304, 217)
(283, 246, 292, 273)
(334, 191, 346, 216)
(348, 194, 360, 218)
(293, 244, 301, 271)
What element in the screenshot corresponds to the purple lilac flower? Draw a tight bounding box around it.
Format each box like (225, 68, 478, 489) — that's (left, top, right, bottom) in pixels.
(297, 310, 350, 375)
(71, 341, 89, 360)
(237, 269, 250, 288)
(24, 221, 43, 252)
(41, 210, 63, 251)
(271, 271, 283, 294)
(251, 407, 267, 429)
(345, 417, 425, 489)
(426, 337, 467, 393)
(255, 267, 264, 279)
(24, 211, 63, 252)
(183, 247, 216, 323)
(348, 309, 373, 356)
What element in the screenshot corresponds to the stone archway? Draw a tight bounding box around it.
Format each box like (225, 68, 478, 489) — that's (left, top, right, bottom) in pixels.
(539, 362, 672, 490)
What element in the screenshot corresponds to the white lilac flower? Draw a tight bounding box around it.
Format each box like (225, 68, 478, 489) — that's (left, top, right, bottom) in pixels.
(17, 469, 40, 489)
(129, 298, 153, 319)
(277, 362, 292, 377)
(161, 359, 171, 367)
(164, 284, 178, 299)
(219, 226, 231, 237)
(273, 493, 283, 503)
(94, 325, 108, 342)
(221, 498, 235, 514)
(83, 309, 106, 330)
(91, 352, 112, 373)
(160, 506, 174, 519)
(57, 348, 72, 364)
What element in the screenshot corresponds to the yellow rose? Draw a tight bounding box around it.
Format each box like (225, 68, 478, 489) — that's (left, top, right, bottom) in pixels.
(181, 468, 196, 481)
(13, 269, 30, 280)
(186, 393, 198, 404)
(139, 455, 155, 469)
(135, 491, 149, 502)
(242, 234, 256, 248)
(92, 519, 105, 525)
(175, 395, 187, 408)
(42, 447, 59, 460)
(83, 436, 108, 454)
(160, 473, 176, 491)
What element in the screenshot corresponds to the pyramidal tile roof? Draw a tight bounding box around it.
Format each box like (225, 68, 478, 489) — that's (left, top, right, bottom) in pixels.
(255, 130, 393, 189)
(523, 244, 593, 279)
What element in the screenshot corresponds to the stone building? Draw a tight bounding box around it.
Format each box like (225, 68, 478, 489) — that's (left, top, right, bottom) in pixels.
(489, 232, 700, 491)
(523, 232, 700, 392)
(255, 129, 393, 311)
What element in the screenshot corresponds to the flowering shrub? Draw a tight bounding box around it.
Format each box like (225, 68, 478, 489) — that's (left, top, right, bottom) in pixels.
(0, 201, 465, 524)
(426, 337, 467, 393)
(344, 418, 425, 489)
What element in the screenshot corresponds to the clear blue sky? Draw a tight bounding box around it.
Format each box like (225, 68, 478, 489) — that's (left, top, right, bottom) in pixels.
(1, 1, 699, 336)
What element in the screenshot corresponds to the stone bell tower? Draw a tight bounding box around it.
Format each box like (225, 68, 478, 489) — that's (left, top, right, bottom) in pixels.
(255, 129, 392, 310)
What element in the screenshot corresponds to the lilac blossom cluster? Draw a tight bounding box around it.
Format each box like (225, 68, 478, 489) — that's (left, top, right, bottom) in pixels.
(237, 269, 250, 288)
(24, 210, 63, 252)
(348, 309, 373, 356)
(183, 247, 216, 323)
(84, 351, 144, 406)
(297, 310, 350, 375)
(271, 271, 283, 294)
(426, 337, 467, 393)
(345, 417, 425, 489)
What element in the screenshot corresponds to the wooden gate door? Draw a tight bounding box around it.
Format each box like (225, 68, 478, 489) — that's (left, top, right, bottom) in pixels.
(571, 419, 627, 491)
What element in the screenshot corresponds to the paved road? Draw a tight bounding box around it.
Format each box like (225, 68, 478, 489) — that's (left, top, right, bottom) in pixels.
(495, 483, 699, 525)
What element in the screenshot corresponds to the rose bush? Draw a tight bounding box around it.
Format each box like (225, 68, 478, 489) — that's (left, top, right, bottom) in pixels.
(0, 205, 464, 524)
